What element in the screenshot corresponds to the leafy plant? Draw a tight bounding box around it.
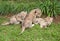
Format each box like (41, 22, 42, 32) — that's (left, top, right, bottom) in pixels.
(40, 0, 60, 17)
(0, 0, 60, 17)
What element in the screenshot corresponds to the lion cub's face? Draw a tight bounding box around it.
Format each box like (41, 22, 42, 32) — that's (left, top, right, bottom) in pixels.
(45, 17, 53, 25)
(16, 11, 27, 22)
(34, 8, 42, 18)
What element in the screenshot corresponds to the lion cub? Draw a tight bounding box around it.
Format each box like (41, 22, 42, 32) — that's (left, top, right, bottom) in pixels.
(33, 17, 53, 28)
(1, 11, 27, 25)
(20, 8, 42, 34)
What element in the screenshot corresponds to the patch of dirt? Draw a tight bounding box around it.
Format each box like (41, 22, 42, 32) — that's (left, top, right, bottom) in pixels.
(5, 14, 14, 18)
(0, 14, 14, 18)
(53, 15, 60, 24)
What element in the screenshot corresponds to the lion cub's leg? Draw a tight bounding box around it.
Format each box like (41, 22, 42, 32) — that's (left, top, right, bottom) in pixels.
(30, 24, 35, 28)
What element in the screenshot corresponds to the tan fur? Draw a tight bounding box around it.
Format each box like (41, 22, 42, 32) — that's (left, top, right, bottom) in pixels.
(15, 11, 27, 22)
(20, 8, 42, 34)
(1, 11, 27, 25)
(33, 17, 53, 28)
(33, 18, 48, 28)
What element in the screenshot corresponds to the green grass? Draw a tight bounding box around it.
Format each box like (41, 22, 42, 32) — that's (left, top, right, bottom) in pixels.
(0, 17, 60, 41)
(0, 0, 60, 17)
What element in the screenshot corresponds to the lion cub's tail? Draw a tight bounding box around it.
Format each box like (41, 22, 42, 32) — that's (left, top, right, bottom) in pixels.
(1, 22, 10, 25)
(19, 26, 25, 35)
